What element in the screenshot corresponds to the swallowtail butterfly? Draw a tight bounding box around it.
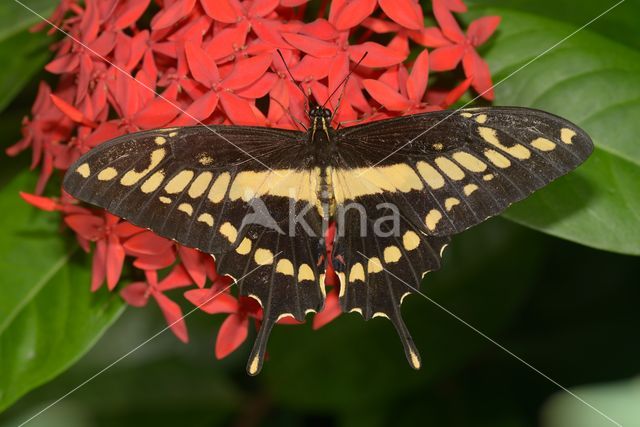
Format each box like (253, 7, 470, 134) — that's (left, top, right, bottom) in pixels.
(63, 105, 593, 375)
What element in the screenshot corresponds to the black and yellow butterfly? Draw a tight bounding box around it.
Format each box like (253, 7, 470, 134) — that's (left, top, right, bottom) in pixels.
(63, 106, 593, 375)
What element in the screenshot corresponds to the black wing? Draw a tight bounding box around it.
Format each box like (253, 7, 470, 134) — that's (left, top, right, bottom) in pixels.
(333, 107, 593, 236)
(63, 125, 325, 374)
(331, 107, 593, 364)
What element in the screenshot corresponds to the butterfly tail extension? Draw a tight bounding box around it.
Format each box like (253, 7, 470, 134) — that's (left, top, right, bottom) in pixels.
(333, 200, 449, 369)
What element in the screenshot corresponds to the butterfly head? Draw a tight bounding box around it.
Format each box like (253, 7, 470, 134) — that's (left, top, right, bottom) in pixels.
(309, 105, 332, 120)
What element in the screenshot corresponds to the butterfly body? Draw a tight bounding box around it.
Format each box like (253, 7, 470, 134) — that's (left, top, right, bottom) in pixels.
(63, 107, 593, 375)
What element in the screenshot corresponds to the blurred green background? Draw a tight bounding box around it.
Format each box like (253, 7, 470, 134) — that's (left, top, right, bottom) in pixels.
(1, 0, 639, 426)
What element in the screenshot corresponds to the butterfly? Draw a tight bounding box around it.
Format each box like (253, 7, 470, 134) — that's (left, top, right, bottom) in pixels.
(63, 105, 593, 375)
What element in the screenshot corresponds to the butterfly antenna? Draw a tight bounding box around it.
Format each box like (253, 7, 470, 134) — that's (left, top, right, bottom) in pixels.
(277, 49, 310, 111)
(323, 52, 368, 123)
(271, 96, 308, 131)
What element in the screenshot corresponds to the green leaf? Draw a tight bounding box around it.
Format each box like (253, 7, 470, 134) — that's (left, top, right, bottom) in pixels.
(471, 7, 640, 255)
(0, 1, 53, 113)
(0, 169, 124, 412)
(0, 0, 53, 42)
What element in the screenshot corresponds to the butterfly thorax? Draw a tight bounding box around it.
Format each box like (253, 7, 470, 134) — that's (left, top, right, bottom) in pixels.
(309, 106, 338, 221)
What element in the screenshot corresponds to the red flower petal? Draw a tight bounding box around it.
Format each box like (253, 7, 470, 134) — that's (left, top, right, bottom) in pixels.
(363, 79, 412, 111)
(124, 231, 173, 256)
(348, 42, 407, 67)
(248, 0, 279, 18)
(312, 288, 341, 329)
(463, 49, 494, 100)
(20, 192, 58, 211)
(442, 76, 472, 107)
(120, 281, 150, 306)
(406, 49, 429, 102)
(201, 0, 241, 23)
(282, 33, 338, 57)
(429, 44, 465, 71)
(133, 250, 176, 270)
(65, 214, 104, 240)
(185, 41, 219, 87)
(330, 0, 376, 31)
(299, 19, 338, 40)
(467, 16, 501, 47)
(185, 289, 238, 314)
(379, 0, 424, 31)
(235, 72, 277, 99)
(50, 94, 91, 125)
(158, 263, 194, 291)
(154, 291, 189, 342)
(215, 313, 248, 358)
(133, 93, 182, 130)
(151, 0, 197, 29)
(170, 90, 219, 126)
(91, 239, 107, 291)
(177, 246, 208, 288)
(204, 21, 250, 61)
(223, 54, 272, 90)
(219, 92, 259, 125)
(411, 26, 450, 47)
(112, 0, 151, 30)
(106, 234, 125, 290)
(433, 0, 466, 43)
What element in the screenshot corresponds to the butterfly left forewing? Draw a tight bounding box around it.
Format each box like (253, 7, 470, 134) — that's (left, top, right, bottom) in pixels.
(64, 125, 327, 375)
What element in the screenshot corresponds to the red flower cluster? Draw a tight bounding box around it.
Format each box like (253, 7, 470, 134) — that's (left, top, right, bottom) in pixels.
(10, 0, 499, 360)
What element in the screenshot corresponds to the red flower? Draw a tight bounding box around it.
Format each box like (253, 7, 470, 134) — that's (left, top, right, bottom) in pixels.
(15, 0, 499, 362)
(121, 265, 194, 342)
(424, 3, 500, 100)
(65, 212, 143, 290)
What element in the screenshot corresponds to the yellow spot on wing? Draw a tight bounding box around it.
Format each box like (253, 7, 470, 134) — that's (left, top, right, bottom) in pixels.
(383, 246, 401, 263)
(276, 259, 294, 276)
(208, 173, 231, 203)
(531, 137, 556, 151)
(332, 164, 423, 203)
(235, 237, 251, 255)
(432, 143, 443, 151)
(402, 231, 420, 251)
(76, 163, 90, 178)
(154, 136, 166, 145)
(435, 157, 465, 180)
(349, 263, 365, 282)
(561, 128, 576, 144)
(452, 152, 487, 172)
(484, 149, 511, 168)
(141, 170, 165, 193)
(197, 213, 214, 226)
(165, 170, 194, 194)
(254, 248, 274, 265)
(367, 257, 383, 273)
(248, 356, 260, 375)
(461, 112, 473, 118)
(425, 209, 442, 231)
(159, 196, 171, 204)
(416, 161, 445, 189)
(479, 127, 531, 160)
(297, 264, 314, 282)
(121, 148, 166, 186)
(198, 154, 213, 165)
(219, 222, 237, 243)
(463, 184, 478, 195)
(97, 167, 118, 181)
(168, 131, 178, 137)
(188, 172, 213, 198)
(475, 114, 487, 124)
(409, 350, 421, 369)
(178, 203, 193, 216)
(483, 173, 494, 181)
(444, 197, 460, 211)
